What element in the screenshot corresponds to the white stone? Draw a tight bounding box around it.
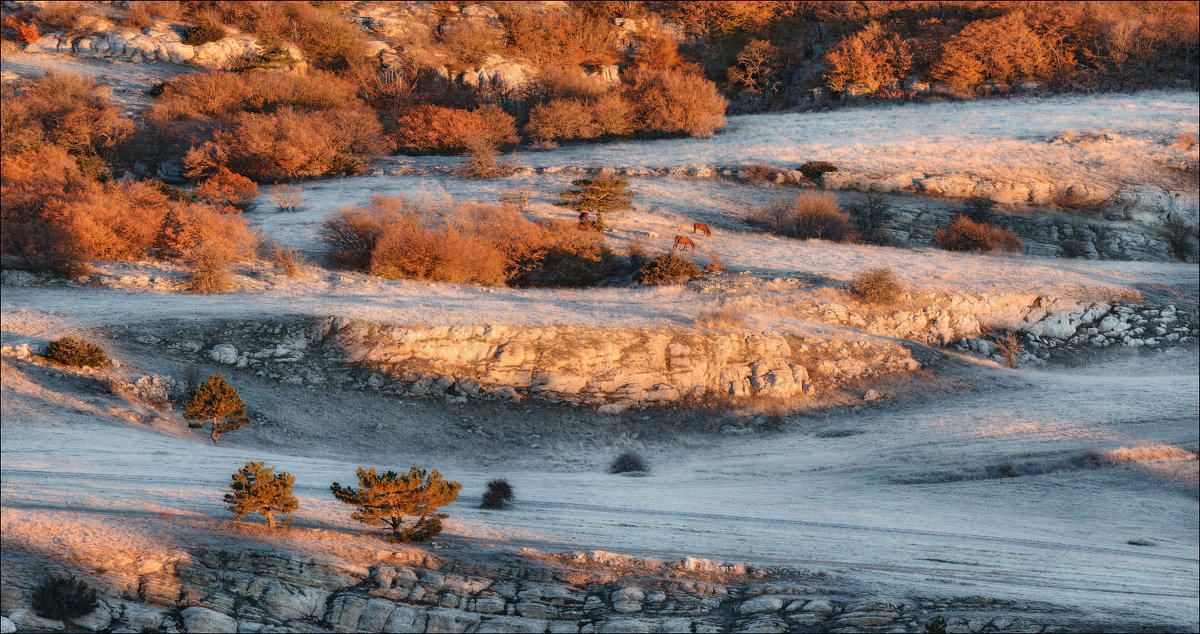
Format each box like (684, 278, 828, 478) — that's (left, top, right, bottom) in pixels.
(610, 586, 645, 613)
(738, 595, 785, 614)
(180, 606, 237, 633)
(208, 343, 238, 365)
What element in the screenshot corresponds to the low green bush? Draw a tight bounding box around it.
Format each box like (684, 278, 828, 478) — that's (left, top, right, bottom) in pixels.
(183, 23, 226, 47)
(634, 253, 702, 285)
(32, 576, 99, 621)
(800, 160, 838, 180)
(44, 337, 108, 367)
(324, 153, 365, 176)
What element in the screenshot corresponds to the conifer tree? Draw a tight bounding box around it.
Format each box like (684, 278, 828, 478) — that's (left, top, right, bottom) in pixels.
(224, 461, 298, 529)
(558, 175, 634, 232)
(330, 466, 462, 542)
(185, 374, 251, 444)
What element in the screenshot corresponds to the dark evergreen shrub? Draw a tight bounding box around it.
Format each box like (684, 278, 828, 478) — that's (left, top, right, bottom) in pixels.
(799, 161, 838, 180)
(480, 479, 515, 509)
(182, 23, 226, 46)
(634, 253, 702, 285)
(32, 575, 99, 621)
(609, 451, 648, 474)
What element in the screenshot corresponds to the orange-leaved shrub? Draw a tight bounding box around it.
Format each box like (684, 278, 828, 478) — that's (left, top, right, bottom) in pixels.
(391, 104, 517, 155)
(624, 68, 727, 138)
(933, 215, 1022, 253)
(748, 192, 860, 243)
(150, 70, 386, 180)
(824, 22, 913, 93)
(320, 195, 612, 287)
(4, 72, 133, 161)
(193, 166, 259, 210)
(525, 92, 634, 144)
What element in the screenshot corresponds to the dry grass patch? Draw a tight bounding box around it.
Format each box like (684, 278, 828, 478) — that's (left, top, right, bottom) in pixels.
(694, 307, 748, 329)
(851, 267, 903, 306)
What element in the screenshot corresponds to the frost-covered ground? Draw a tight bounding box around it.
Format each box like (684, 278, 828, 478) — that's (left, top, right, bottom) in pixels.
(3, 51, 1199, 628)
(499, 91, 1200, 193)
(2, 344, 1197, 625)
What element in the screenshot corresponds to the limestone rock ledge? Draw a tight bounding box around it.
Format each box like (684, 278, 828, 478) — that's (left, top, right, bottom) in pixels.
(0, 542, 1160, 634)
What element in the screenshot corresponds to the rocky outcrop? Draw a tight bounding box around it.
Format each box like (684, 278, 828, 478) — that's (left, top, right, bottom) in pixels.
(126, 319, 919, 409)
(790, 292, 1196, 364)
(0, 541, 1166, 634)
(22, 22, 304, 70)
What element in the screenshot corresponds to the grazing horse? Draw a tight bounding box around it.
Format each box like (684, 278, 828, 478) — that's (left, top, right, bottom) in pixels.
(674, 235, 697, 251)
(578, 211, 589, 223)
(693, 222, 712, 237)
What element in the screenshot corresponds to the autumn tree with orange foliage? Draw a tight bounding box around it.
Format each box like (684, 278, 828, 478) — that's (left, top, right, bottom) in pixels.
(824, 22, 913, 93)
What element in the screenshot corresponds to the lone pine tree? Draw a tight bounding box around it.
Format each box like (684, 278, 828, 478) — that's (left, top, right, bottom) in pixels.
(330, 466, 462, 542)
(224, 461, 298, 529)
(558, 175, 633, 232)
(185, 374, 250, 444)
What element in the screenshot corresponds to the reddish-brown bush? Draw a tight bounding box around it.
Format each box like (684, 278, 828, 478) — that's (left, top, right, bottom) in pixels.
(180, 1, 367, 70)
(321, 195, 613, 287)
(392, 104, 517, 154)
(157, 202, 259, 260)
(590, 92, 633, 137)
(40, 180, 173, 260)
(499, 6, 620, 67)
(624, 68, 727, 138)
(525, 98, 597, 144)
(14, 72, 133, 159)
(193, 166, 259, 210)
(157, 70, 361, 119)
(749, 192, 860, 243)
(934, 215, 1023, 253)
(154, 70, 385, 180)
(629, 35, 685, 71)
(185, 107, 385, 180)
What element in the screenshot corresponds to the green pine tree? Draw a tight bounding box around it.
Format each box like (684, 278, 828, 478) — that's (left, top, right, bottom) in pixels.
(558, 175, 634, 232)
(185, 374, 251, 444)
(224, 461, 298, 529)
(330, 466, 462, 542)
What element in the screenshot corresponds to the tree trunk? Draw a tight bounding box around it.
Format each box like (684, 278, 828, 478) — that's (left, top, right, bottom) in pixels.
(210, 422, 219, 444)
(266, 512, 275, 529)
(389, 516, 403, 542)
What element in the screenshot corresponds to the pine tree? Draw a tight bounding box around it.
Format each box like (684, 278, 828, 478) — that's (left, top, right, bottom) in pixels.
(185, 374, 251, 444)
(224, 461, 298, 529)
(330, 466, 462, 542)
(558, 175, 634, 232)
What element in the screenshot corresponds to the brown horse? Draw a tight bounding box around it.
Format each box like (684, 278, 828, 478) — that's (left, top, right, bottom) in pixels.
(693, 222, 712, 237)
(674, 235, 697, 251)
